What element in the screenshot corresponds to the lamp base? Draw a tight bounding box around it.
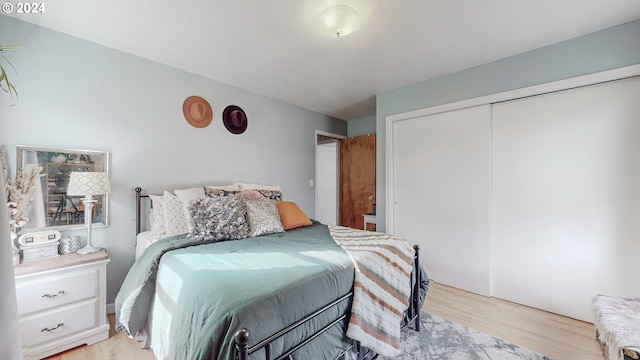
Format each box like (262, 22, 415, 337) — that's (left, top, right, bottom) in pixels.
(76, 244, 103, 255)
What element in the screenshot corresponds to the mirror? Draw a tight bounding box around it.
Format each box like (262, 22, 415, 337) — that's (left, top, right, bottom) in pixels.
(16, 145, 109, 232)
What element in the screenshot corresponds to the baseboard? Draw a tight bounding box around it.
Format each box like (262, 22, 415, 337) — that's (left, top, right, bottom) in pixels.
(107, 302, 115, 315)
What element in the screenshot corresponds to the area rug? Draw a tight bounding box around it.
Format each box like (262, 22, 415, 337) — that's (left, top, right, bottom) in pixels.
(378, 312, 553, 360)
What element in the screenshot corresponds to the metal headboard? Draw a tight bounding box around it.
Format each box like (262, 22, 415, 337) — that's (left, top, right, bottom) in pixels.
(134, 187, 150, 235)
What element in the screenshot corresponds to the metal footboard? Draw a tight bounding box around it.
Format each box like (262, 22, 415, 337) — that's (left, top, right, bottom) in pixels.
(235, 292, 352, 360)
(403, 245, 421, 332)
(235, 245, 422, 360)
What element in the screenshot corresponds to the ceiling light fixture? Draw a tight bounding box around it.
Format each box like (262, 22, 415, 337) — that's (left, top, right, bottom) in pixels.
(319, 4, 359, 38)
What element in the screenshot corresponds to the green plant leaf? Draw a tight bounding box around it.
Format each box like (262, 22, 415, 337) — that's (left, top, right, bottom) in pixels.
(0, 46, 19, 101)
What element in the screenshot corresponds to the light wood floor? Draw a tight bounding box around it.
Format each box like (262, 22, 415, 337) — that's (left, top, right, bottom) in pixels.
(45, 282, 604, 360)
(423, 282, 604, 360)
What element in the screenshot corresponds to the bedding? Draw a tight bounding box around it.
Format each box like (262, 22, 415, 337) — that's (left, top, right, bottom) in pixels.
(148, 194, 165, 235)
(187, 191, 250, 241)
(125, 186, 429, 360)
(163, 190, 189, 236)
(116, 222, 356, 360)
(328, 225, 414, 356)
(244, 199, 284, 237)
(135, 231, 163, 260)
(147, 184, 242, 237)
(175, 184, 243, 232)
(277, 201, 313, 230)
(117, 221, 429, 360)
(237, 182, 282, 191)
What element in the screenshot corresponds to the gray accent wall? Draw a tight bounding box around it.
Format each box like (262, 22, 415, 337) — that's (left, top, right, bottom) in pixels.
(0, 15, 346, 305)
(376, 19, 640, 232)
(347, 115, 376, 138)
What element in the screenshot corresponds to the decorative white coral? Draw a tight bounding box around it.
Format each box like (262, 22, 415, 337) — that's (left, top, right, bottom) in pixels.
(1, 145, 43, 234)
(7, 201, 28, 229)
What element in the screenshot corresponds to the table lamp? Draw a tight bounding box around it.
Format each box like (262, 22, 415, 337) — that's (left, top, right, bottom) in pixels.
(66, 172, 110, 254)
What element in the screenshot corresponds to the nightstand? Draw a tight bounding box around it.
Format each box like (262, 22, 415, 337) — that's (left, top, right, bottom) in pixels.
(13, 250, 110, 360)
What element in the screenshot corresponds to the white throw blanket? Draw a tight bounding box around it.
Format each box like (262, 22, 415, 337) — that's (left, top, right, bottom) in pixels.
(328, 225, 414, 357)
(593, 294, 640, 360)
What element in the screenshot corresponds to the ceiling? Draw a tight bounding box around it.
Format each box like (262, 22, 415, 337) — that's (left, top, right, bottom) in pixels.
(6, 0, 640, 120)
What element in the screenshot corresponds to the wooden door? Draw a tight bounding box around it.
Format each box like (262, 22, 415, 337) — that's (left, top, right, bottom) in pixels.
(340, 134, 376, 230)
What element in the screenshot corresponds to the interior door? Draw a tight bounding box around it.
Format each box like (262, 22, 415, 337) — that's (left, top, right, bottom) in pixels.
(315, 139, 339, 225)
(340, 134, 376, 230)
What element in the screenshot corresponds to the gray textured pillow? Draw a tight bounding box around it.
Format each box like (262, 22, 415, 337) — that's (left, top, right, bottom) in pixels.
(188, 193, 249, 241)
(245, 199, 284, 237)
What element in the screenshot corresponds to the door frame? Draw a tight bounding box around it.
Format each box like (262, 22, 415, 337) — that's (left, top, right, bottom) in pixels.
(315, 130, 345, 224)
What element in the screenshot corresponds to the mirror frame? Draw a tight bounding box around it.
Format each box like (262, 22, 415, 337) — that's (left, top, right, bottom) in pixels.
(16, 145, 110, 233)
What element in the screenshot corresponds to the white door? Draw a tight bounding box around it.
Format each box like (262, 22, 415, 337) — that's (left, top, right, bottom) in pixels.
(315, 132, 343, 225)
(492, 76, 640, 322)
(391, 105, 492, 296)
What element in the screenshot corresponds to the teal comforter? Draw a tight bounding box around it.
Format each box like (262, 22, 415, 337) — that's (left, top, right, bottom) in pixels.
(115, 222, 356, 360)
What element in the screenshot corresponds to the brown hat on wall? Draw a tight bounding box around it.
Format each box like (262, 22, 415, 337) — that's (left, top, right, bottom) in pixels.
(183, 96, 213, 128)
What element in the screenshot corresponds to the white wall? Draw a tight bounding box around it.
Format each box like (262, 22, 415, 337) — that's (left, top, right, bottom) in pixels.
(0, 15, 346, 305)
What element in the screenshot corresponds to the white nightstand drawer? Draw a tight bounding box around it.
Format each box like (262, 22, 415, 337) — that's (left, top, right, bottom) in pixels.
(19, 299, 98, 347)
(14, 251, 110, 360)
(16, 268, 97, 316)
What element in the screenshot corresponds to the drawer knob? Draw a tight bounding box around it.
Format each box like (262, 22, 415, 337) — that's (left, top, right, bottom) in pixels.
(41, 323, 64, 332)
(42, 290, 66, 298)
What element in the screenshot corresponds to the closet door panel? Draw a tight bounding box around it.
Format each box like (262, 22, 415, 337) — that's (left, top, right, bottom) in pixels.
(392, 105, 491, 296)
(492, 76, 640, 322)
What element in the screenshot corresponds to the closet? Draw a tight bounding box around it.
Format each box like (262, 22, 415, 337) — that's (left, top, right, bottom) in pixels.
(387, 68, 640, 322)
(391, 105, 491, 296)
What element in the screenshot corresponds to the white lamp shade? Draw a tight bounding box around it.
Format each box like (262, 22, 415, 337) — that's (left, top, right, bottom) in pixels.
(66, 172, 111, 196)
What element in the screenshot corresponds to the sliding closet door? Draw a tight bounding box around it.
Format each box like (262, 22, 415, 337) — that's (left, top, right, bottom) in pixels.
(392, 105, 491, 296)
(492, 76, 640, 322)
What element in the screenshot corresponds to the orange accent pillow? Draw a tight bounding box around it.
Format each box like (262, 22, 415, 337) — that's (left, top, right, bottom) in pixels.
(277, 201, 313, 230)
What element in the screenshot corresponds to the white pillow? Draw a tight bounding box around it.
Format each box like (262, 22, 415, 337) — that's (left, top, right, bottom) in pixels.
(149, 194, 165, 235)
(237, 182, 281, 192)
(206, 183, 240, 191)
(174, 187, 204, 203)
(174, 187, 205, 232)
(163, 191, 188, 236)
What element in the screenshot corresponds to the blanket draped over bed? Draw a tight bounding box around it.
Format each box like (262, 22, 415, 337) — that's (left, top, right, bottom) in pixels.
(115, 222, 425, 360)
(328, 225, 413, 357)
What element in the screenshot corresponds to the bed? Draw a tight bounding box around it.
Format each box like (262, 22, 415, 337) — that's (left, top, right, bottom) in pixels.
(115, 184, 429, 360)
